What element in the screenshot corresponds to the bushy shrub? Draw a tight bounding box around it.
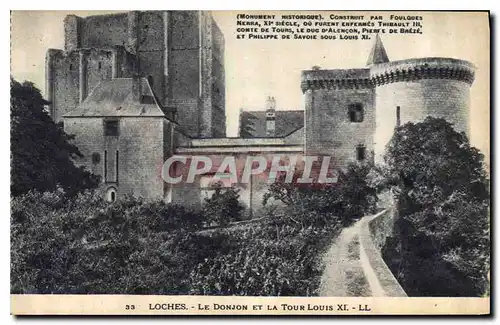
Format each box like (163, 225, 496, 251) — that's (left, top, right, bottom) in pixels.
(188, 209, 341, 296)
(12, 163, 370, 296)
(381, 117, 490, 297)
(202, 183, 244, 226)
(263, 162, 378, 226)
(11, 190, 205, 294)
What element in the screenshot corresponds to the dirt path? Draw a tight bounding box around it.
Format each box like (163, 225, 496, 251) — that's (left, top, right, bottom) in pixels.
(319, 214, 386, 297)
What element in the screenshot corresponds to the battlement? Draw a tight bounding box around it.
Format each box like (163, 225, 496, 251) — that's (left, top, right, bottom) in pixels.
(301, 57, 475, 93)
(301, 68, 372, 92)
(370, 57, 476, 86)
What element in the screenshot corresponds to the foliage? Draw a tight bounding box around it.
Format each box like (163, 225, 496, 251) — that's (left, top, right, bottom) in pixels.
(263, 162, 378, 226)
(11, 188, 343, 296)
(11, 190, 206, 294)
(188, 208, 341, 296)
(202, 183, 245, 226)
(10, 78, 99, 197)
(381, 117, 490, 296)
(12, 154, 375, 295)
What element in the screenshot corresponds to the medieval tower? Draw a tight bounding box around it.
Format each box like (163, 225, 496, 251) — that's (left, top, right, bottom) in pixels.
(301, 34, 475, 165)
(46, 11, 225, 138)
(45, 11, 225, 202)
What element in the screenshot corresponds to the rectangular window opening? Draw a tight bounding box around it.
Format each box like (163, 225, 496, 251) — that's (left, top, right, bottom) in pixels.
(104, 120, 119, 136)
(348, 103, 364, 123)
(356, 145, 366, 161)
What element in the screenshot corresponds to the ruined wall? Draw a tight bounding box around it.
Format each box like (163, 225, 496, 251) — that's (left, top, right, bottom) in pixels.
(211, 19, 226, 137)
(79, 13, 129, 49)
(52, 11, 226, 138)
(112, 46, 137, 78)
(63, 116, 166, 200)
(47, 50, 80, 122)
(302, 69, 375, 167)
(199, 12, 213, 138)
(84, 49, 114, 98)
(169, 11, 201, 137)
(64, 15, 82, 51)
(136, 11, 166, 104)
(47, 48, 130, 122)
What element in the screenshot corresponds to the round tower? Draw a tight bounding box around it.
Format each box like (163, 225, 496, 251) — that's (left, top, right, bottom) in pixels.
(369, 45, 475, 162)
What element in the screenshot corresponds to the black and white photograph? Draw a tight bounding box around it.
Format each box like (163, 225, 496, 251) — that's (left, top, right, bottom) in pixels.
(9, 10, 490, 315)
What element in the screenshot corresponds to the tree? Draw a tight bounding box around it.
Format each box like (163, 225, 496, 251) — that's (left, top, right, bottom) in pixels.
(10, 78, 99, 197)
(202, 182, 244, 227)
(263, 162, 378, 226)
(382, 117, 490, 296)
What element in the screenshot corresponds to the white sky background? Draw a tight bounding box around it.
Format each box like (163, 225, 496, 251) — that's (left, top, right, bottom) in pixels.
(10, 11, 489, 162)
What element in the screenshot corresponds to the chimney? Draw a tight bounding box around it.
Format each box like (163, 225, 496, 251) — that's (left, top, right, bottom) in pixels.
(132, 75, 141, 102)
(266, 96, 276, 137)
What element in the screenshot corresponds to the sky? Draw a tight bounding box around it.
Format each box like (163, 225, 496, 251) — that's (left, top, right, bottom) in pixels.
(10, 10, 490, 161)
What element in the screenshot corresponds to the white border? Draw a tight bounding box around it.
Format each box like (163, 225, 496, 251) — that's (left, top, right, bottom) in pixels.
(3, 1, 497, 324)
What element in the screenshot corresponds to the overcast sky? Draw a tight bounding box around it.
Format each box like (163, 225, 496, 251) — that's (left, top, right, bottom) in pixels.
(10, 10, 489, 161)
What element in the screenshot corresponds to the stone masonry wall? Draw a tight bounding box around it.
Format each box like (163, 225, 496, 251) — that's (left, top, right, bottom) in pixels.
(136, 11, 166, 105)
(211, 18, 226, 138)
(63, 116, 165, 200)
(374, 79, 471, 162)
(304, 86, 375, 167)
(169, 11, 201, 137)
(52, 11, 225, 139)
(47, 48, 122, 122)
(49, 50, 80, 122)
(79, 13, 129, 49)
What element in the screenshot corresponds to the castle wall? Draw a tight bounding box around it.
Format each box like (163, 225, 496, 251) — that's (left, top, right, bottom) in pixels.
(51, 11, 226, 138)
(169, 11, 201, 137)
(136, 11, 166, 104)
(85, 49, 114, 98)
(64, 15, 82, 51)
(47, 48, 125, 122)
(79, 13, 129, 49)
(118, 117, 165, 199)
(211, 20, 226, 138)
(302, 72, 375, 168)
(49, 50, 80, 122)
(371, 58, 474, 162)
(63, 116, 166, 200)
(374, 79, 471, 161)
(199, 12, 213, 138)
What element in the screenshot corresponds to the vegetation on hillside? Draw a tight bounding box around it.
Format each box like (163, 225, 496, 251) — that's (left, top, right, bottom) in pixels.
(380, 117, 490, 297)
(11, 162, 376, 295)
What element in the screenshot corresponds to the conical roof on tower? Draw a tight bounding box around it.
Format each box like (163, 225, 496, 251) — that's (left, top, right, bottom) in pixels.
(366, 34, 389, 65)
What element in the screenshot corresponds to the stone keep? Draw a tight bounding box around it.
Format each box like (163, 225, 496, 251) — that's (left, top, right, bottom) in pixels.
(301, 34, 475, 165)
(46, 11, 226, 138)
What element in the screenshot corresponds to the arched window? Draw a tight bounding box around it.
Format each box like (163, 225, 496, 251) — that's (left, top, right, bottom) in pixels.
(106, 187, 117, 203)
